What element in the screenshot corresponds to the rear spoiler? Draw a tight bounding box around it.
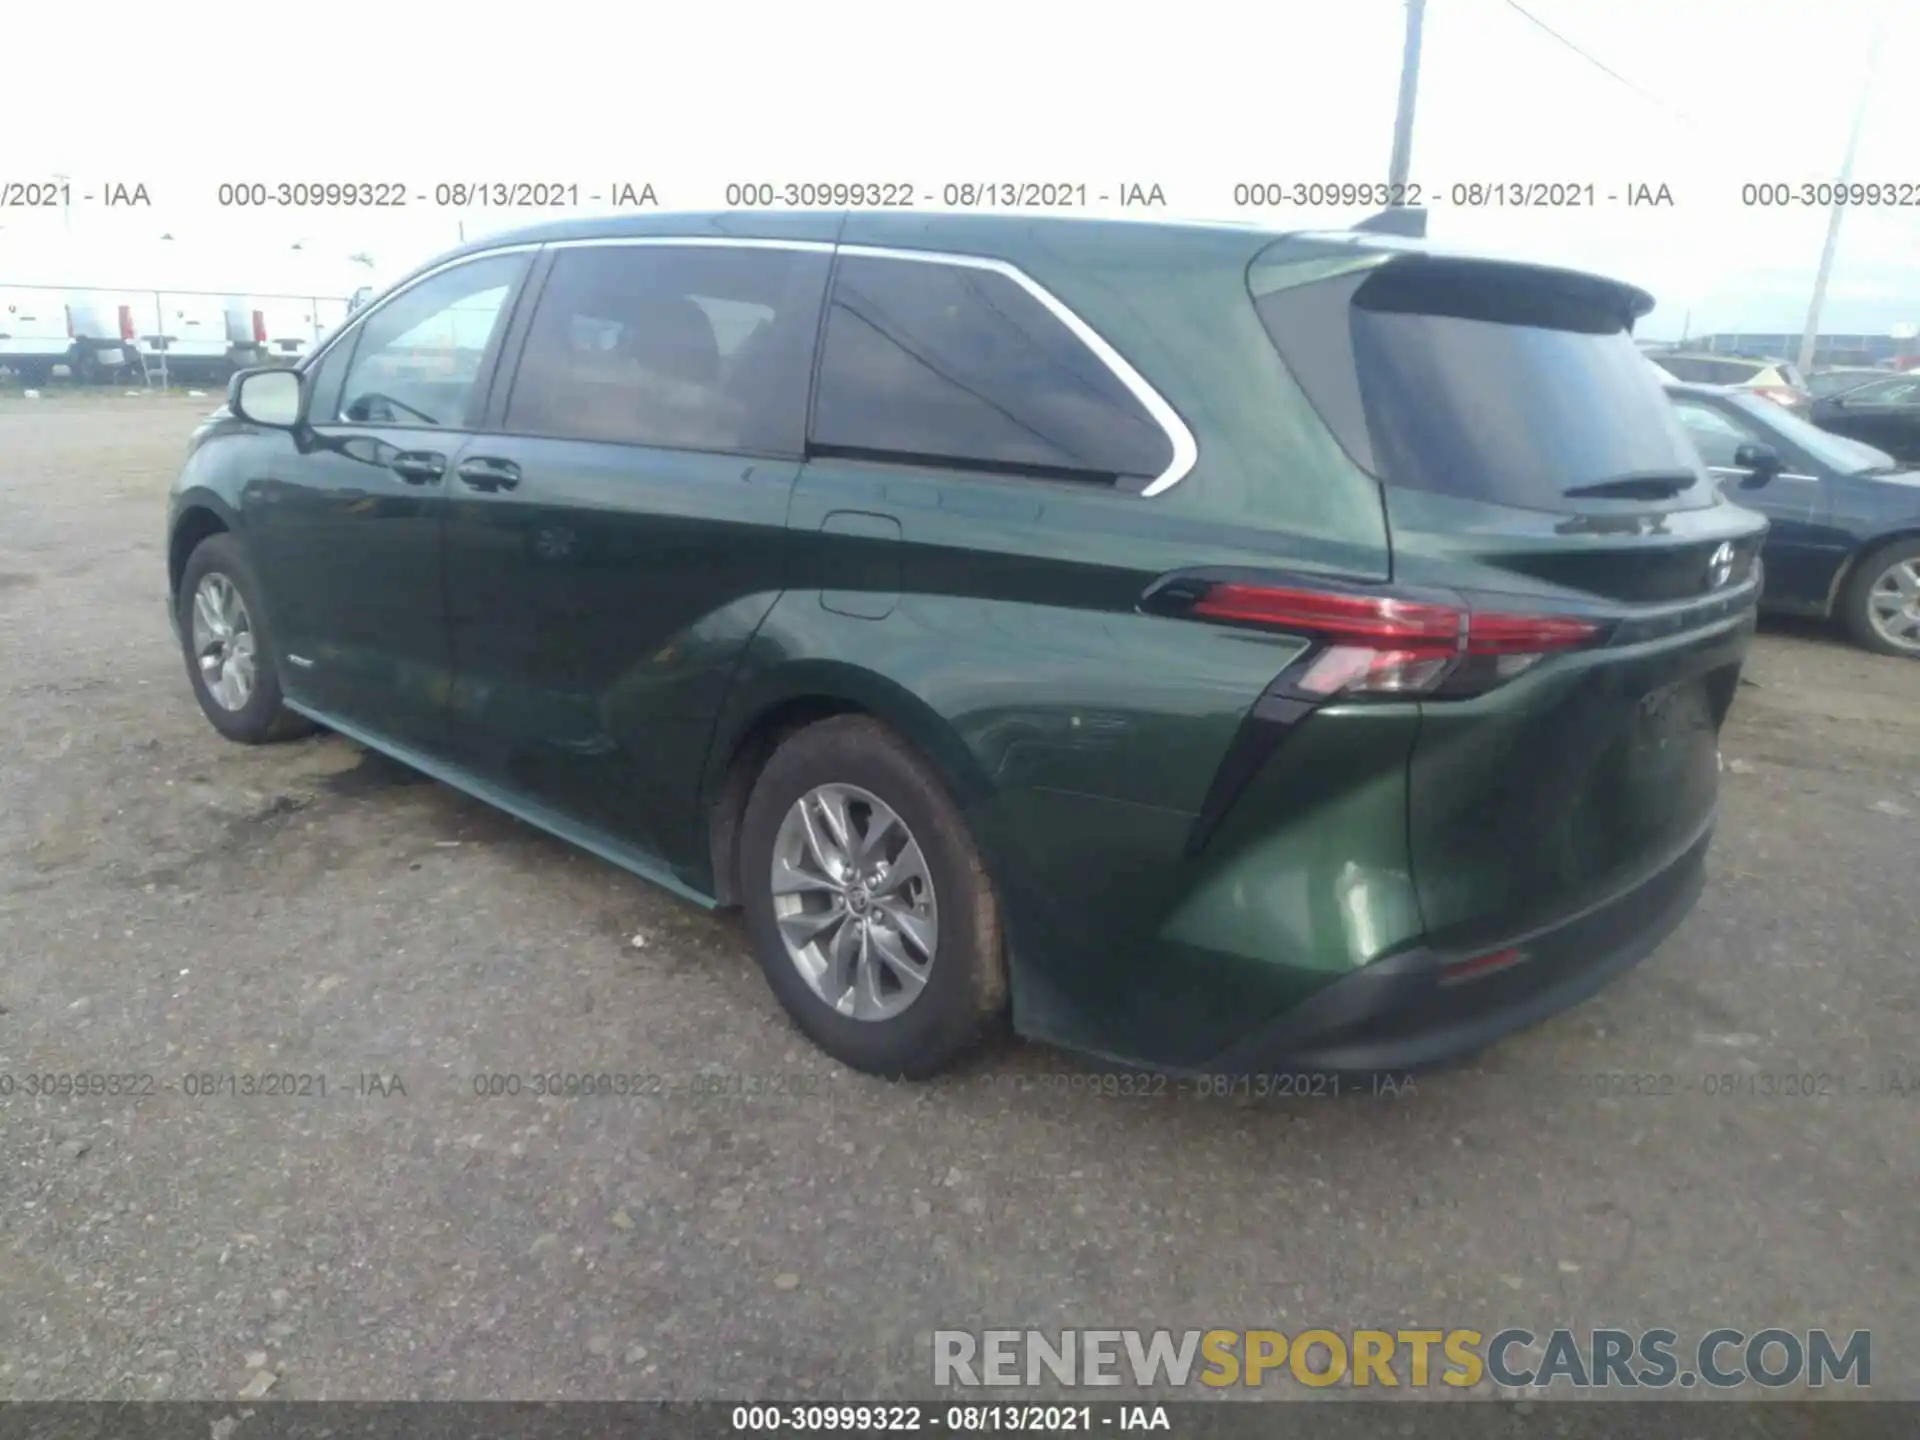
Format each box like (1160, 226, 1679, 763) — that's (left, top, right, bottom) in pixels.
(1352, 206, 1428, 238)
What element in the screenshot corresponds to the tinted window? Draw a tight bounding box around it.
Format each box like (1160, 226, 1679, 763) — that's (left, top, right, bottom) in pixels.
(1841, 376, 1920, 406)
(1808, 370, 1882, 398)
(1252, 260, 1710, 511)
(812, 255, 1174, 483)
(1671, 398, 1763, 469)
(335, 253, 526, 428)
(504, 244, 829, 455)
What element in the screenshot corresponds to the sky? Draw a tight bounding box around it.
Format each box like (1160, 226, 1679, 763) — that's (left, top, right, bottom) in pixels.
(2, 0, 1913, 341)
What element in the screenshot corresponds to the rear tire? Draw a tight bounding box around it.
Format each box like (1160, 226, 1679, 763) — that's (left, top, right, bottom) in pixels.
(1839, 537, 1920, 658)
(739, 716, 1006, 1078)
(177, 534, 317, 744)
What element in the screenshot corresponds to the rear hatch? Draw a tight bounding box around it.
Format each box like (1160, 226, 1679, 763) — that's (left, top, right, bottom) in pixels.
(1250, 243, 1767, 948)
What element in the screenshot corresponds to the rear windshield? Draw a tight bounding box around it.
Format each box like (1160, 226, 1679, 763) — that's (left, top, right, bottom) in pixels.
(1658, 355, 1767, 385)
(1252, 258, 1712, 510)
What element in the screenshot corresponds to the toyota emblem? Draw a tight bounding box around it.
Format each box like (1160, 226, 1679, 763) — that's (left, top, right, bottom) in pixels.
(1707, 542, 1735, 590)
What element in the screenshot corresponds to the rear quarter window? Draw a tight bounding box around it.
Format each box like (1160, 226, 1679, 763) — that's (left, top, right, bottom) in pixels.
(810, 254, 1175, 485)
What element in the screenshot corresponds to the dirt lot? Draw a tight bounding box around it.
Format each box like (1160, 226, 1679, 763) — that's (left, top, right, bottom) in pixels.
(2, 395, 1916, 1402)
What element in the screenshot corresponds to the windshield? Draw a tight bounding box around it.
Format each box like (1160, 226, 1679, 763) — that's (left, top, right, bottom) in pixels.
(1730, 392, 1896, 473)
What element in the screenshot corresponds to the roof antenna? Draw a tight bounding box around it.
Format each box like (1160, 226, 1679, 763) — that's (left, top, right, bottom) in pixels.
(1352, 206, 1428, 238)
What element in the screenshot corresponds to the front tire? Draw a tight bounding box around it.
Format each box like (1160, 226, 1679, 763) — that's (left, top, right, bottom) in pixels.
(739, 716, 1006, 1078)
(177, 534, 316, 743)
(1840, 537, 1920, 658)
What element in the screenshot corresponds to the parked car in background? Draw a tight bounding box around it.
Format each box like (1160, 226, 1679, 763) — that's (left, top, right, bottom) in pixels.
(1667, 380, 1920, 657)
(1807, 366, 1892, 399)
(167, 212, 1767, 1081)
(1654, 353, 1811, 414)
(1808, 373, 1920, 468)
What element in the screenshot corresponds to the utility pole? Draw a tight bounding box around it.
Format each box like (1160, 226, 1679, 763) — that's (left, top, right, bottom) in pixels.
(1797, 11, 1887, 375)
(1387, 0, 1427, 192)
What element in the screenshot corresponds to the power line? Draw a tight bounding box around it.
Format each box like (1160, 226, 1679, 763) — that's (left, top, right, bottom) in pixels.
(1501, 0, 1696, 126)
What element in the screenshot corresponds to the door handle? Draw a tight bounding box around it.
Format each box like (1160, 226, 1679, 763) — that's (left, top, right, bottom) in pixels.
(458, 457, 521, 492)
(390, 451, 446, 484)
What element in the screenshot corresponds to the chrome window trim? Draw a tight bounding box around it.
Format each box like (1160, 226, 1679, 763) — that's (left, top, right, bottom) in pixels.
(830, 244, 1198, 497)
(311, 234, 1198, 496)
(1708, 465, 1821, 484)
(545, 236, 836, 255)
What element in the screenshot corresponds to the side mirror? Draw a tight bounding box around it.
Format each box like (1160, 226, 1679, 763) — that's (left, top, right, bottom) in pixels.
(229, 367, 305, 429)
(1732, 442, 1781, 485)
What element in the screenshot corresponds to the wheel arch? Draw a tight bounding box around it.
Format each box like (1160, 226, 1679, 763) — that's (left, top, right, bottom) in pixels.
(168, 492, 242, 602)
(1825, 525, 1920, 617)
(700, 658, 998, 910)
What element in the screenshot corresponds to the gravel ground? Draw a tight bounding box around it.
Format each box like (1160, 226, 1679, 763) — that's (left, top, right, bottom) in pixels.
(1, 395, 1916, 1403)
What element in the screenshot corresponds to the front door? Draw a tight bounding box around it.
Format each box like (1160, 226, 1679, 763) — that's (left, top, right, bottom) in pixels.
(243, 251, 531, 756)
(439, 238, 830, 877)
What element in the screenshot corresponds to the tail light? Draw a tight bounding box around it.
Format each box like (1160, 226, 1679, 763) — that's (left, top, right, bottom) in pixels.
(1440, 947, 1531, 986)
(1752, 385, 1806, 410)
(252, 309, 267, 344)
(1153, 576, 1606, 699)
(117, 304, 135, 342)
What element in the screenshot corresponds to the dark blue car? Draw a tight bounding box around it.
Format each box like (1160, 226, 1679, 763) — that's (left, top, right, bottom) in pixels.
(1668, 381, 1920, 658)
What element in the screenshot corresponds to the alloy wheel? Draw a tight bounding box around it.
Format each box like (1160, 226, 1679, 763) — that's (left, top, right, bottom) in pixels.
(1865, 557, 1920, 653)
(769, 783, 938, 1021)
(189, 572, 257, 710)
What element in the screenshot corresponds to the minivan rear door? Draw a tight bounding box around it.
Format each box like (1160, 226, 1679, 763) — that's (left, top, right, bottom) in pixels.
(1252, 247, 1768, 949)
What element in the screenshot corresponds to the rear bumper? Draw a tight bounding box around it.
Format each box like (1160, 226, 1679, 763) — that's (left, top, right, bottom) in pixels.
(1194, 816, 1712, 1077)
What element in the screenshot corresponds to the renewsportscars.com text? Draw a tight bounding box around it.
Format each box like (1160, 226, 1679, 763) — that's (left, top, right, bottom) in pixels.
(933, 1327, 1871, 1390)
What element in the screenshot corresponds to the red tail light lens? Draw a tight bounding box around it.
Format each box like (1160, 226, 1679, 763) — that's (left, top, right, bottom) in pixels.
(1440, 947, 1530, 986)
(253, 309, 267, 344)
(117, 304, 135, 342)
(1174, 581, 1602, 698)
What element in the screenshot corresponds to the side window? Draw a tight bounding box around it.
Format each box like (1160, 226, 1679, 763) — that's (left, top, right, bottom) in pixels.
(811, 255, 1175, 484)
(503, 244, 829, 456)
(1672, 400, 1761, 469)
(335, 253, 528, 428)
(304, 327, 350, 424)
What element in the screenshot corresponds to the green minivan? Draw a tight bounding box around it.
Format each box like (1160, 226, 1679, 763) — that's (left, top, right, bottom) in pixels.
(166, 210, 1767, 1079)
